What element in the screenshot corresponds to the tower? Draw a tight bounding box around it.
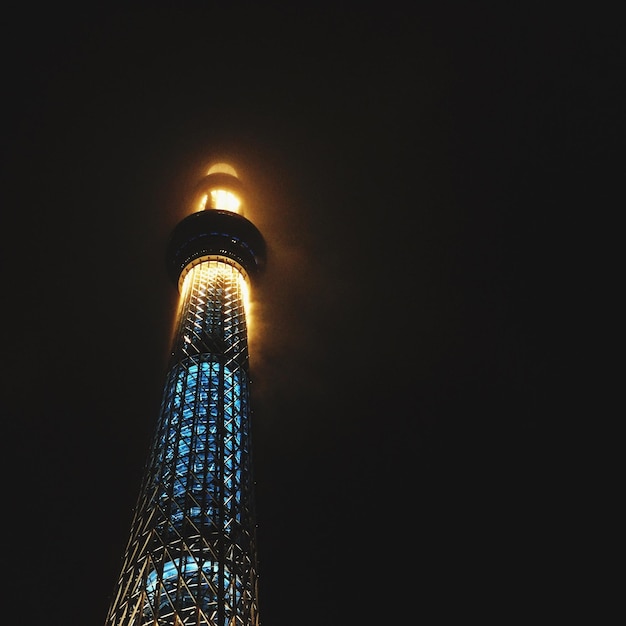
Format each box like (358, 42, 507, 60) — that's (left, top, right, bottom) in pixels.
(105, 163, 266, 626)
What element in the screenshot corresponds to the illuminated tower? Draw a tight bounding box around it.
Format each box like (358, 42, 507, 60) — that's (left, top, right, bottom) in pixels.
(105, 163, 266, 626)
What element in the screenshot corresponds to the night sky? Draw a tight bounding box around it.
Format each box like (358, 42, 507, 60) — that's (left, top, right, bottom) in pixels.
(1, 4, 616, 624)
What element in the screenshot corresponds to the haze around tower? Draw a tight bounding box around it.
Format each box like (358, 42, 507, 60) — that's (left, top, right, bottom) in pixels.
(1, 3, 611, 624)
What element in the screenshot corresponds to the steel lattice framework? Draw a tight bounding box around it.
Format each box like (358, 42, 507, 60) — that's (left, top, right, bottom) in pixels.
(105, 166, 266, 626)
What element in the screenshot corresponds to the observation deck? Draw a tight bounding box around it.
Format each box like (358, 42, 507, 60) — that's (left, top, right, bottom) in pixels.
(166, 209, 266, 288)
(165, 166, 266, 288)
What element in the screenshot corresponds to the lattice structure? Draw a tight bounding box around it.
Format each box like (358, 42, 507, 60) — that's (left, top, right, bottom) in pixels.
(105, 167, 265, 626)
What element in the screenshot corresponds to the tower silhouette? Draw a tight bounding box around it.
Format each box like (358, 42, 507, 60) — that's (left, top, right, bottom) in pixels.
(105, 163, 266, 626)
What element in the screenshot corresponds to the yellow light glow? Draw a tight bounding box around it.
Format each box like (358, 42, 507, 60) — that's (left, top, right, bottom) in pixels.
(210, 189, 241, 213)
(238, 270, 258, 346)
(239, 272, 251, 319)
(207, 163, 238, 177)
(197, 193, 208, 212)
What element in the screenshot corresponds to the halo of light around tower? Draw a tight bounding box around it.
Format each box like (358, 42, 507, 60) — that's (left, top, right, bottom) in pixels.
(207, 162, 238, 178)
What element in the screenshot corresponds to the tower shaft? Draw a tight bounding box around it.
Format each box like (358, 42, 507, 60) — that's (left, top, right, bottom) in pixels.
(105, 166, 265, 626)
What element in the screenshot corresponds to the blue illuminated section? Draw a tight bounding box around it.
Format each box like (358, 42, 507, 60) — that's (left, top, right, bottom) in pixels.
(154, 357, 248, 531)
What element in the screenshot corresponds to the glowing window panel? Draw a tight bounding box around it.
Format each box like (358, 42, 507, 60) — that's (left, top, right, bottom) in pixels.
(154, 358, 247, 529)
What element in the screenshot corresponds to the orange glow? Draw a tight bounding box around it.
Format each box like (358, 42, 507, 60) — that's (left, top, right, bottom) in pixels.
(239, 272, 251, 318)
(197, 193, 208, 212)
(179, 260, 253, 338)
(207, 163, 238, 177)
(238, 270, 257, 346)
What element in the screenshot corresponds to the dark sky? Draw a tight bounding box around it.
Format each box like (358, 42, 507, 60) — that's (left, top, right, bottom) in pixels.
(1, 4, 616, 624)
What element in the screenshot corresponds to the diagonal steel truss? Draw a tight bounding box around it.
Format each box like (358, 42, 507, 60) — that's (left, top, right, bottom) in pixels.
(105, 260, 260, 626)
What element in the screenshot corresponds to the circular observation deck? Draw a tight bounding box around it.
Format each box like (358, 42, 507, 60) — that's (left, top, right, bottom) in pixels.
(166, 209, 266, 289)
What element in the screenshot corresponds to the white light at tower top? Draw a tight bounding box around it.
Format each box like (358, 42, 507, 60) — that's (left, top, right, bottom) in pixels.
(195, 162, 242, 214)
(210, 189, 241, 213)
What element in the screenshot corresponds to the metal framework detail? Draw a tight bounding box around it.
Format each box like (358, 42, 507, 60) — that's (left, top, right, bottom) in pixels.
(105, 260, 260, 626)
